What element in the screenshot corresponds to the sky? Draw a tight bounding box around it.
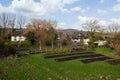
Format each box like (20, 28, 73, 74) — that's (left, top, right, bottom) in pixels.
(0, 0, 120, 30)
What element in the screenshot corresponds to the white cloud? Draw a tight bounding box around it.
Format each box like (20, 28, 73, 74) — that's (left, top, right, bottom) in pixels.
(117, 0, 120, 2)
(112, 4, 120, 11)
(111, 18, 120, 25)
(63, 0, 80, 4)
(70, 7, 86, 13)
(0, 0, 80, 17)
(71, 16, 120, 30)
(100, 0, 106, 3)
(71, 16, 100, 30)
(60, 6, 86, 13)
(57, 22, 66, 29)
(97, 9, 108, 15)
(60, 8, 70, 13)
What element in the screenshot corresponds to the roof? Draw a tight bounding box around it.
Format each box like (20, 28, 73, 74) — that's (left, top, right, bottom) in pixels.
(12, 29, 24, 36)
(72, 32, 88, 39)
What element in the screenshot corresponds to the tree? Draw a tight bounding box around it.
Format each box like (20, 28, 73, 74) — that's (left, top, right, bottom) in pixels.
(0, 13, 9, 38)
(108, 22, 120, 35)
(57, 31, 66, 48)
(49, 20, 57, 49)
(107, 23, 120, 55)
(8, 15, 16, 35)
(17, 16, 26, 47)
(25, 19, 56, 50)
(83, 19, 101, 49)
(17, 16, 26, 29)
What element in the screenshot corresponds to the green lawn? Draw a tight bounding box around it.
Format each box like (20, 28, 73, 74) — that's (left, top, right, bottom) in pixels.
(0, 48, 120, 80)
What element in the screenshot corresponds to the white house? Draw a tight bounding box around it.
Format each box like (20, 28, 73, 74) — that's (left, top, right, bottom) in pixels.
(94, 40, 107, 46)
(11, 30, 26, 41)
(72, 38, 90, 45)
(71, 32, 90, 46)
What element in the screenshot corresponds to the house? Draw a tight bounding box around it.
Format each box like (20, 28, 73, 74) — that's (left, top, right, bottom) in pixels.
(11, 29, 26, 41)
(94, 40, 107, 46)
(71, 31, 89, 46)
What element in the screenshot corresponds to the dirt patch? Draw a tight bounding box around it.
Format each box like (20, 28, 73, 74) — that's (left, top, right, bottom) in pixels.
(80, 56, 112, 64)
(71, 48, 85, 52)
(106, 59, 120, 65)
(44, 52, 95, 58)
(55, 54, 104, 62)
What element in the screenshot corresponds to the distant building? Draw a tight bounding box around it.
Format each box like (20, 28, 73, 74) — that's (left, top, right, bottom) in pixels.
(11, 30, 26, 41)
(71, 32, 89, 46)
(94, 40, 107, 46)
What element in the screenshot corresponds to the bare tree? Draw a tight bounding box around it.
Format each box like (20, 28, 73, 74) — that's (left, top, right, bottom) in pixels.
(107, 23, 120, 55)
(83, 19, 101, 32)
(17, 16, 26, 47)
(108, 22, 120, 35)
(0, 13, 9, 38)
(83, 19, 102, 49)
(8, 15, 16, 35)
(17, 16, 26, 29)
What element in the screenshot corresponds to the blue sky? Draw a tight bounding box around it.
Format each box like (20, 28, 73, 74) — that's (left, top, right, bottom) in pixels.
(0, 0, 120, 30)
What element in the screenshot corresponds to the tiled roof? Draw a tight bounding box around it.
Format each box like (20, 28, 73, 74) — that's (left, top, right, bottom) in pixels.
(12, 29, 24, 36)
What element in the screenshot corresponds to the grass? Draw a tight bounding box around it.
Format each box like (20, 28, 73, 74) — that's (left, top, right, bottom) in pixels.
(0, 48, 120, 80)
(95, 48, 120, 59)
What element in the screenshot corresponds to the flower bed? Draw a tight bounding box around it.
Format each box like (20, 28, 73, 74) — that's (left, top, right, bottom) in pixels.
(55, 54, 104, 62)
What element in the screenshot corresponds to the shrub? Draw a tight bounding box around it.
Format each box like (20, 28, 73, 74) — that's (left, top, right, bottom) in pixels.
(21, 40, 31, 47)
(55, 48, 70, 54)
(16, 51, 29, 57)
(4, 41, 17, 46)
(88, 32, 96, 50)
(0, 38, 16, 58)
(0, 45, 16, 58)
(114, 45, 120, 56)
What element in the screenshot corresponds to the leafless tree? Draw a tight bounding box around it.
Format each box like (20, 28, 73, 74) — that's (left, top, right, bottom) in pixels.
(17, 16, 26, 29)
(83, 19, 101, 32)
(83, 19, 103, 48)
(8, 15, 16, 35)
(0, 13, 9, 38)
(107, 23, 120, 55)
(108, 22, 120, 35)
(17, 16, 26, 47)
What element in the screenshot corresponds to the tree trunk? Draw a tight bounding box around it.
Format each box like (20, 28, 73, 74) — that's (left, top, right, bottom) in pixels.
(39, 40, 42, 51)
(51, 40, 54, 49)
(60, 40, 62, 48)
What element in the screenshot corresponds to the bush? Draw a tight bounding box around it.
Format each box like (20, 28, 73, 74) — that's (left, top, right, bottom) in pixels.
(21, 40, 31, 47)
(16, 51, 29, 57)
(0, 39, 16, 58)
(55, 48, 70, 54)
(4, 41, 17, 46)
(0, 45, 16, 58)
(114, 45, 120, 56)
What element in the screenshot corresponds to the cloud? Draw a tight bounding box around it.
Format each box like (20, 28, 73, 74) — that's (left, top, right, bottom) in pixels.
(111, 18, 120, 25)
(112, 4, 120, 11)
(100, 0, 106, 3)
(0, 0, 80, 17)
(71, 16, 117, 30)
(57, 22, 67, 29)
(70, 7, 86, 13)
(97, 9, 108, 15)
(63, 0, 80, 4)
(60, 8, 70, 13)
(117, 0, 120, 2)
(60, 6, 86, 13)
(71, 16, 100, 30)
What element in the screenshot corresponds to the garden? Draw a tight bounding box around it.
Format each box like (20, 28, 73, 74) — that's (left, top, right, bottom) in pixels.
(0, 48, 120, 80)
